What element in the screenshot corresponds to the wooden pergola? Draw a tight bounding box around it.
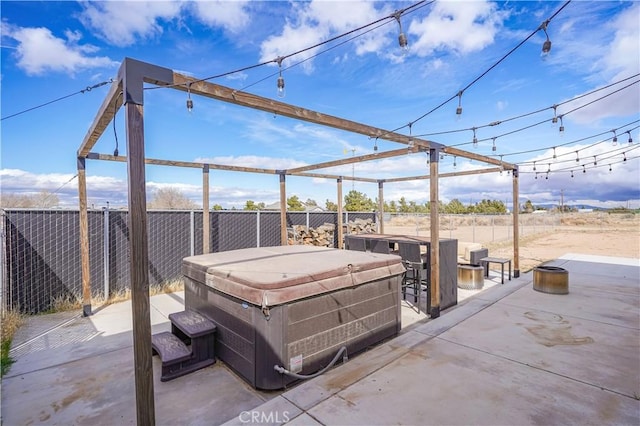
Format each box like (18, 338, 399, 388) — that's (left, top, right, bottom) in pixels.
(77, 58, 520, 424)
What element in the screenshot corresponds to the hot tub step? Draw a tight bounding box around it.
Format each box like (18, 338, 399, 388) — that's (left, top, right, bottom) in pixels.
(151, 310, 217, 382)
(152, 332, 192, 364)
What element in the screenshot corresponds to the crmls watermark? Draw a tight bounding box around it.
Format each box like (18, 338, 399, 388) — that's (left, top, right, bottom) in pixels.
(238, 410, 291, 424)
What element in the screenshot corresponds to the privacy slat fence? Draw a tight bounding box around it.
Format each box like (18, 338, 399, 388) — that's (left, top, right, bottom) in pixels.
(0, 209, 375, 313)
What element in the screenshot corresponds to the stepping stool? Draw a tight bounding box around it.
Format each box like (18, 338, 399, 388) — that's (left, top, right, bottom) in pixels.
(152, 310, 217, 382)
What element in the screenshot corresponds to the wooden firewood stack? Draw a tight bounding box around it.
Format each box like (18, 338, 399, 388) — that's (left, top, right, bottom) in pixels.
(288, 223, 336, 247)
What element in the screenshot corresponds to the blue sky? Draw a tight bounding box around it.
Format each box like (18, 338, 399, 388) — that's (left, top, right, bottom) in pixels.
(1, 0, 639, 210)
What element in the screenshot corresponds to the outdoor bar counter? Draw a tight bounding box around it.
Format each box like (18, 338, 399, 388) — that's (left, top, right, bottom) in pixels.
(182, 245, 405, 390)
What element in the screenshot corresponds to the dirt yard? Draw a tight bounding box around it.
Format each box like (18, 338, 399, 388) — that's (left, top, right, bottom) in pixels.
(384, 212, 640, 272)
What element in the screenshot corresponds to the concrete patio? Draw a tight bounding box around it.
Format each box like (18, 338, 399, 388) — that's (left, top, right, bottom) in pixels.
(2, 253, 638, 425)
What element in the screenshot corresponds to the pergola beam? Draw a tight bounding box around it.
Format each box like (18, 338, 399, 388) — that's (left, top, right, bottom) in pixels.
(384, 167, 503, 182)
(286, 147, 414, 174)
(87, 153, 505, 184)
(162, 73, 440, 151)
(78, 79, 123, 158)
(442, 146, 515, 169)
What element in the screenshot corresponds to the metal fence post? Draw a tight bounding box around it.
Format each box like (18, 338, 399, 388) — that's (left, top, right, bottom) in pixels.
(472, 213, 476, 243)
(492, 215, 495, 241)
(0, 209, 5, 314)
(103, 206, 110, 301)
(190, 211, 195, 256)
(256, 211, 261, 248)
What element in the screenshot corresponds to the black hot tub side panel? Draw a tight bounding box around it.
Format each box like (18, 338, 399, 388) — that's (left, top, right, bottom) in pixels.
(185, 275, 401, 390)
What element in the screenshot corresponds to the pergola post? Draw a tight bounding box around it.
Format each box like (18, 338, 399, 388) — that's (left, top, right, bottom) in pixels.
(77, 157, 92, 317)
(202, 164, 210, 254)
(377, 180, 384, 234)
(429, 148, 440, 319)
(120, 58, 172, 426)
(512, 166, 520, 278)
(337, 177, 344, 248)
(279, 173, 287, 245)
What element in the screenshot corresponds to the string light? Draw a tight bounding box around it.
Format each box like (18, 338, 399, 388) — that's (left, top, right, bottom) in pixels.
(558, 115, 565, 136)
(582, 165, 586, 173)
(627, 130, 633, 144)
(492, 137, 497, 152)
(571, 170, 574, 178)
(533, 161, 537, 171)
(472, 127, 478, 148)
(593, 156, 597, 166)
(553, 147, 557, 159)
(576, 151, 580, 162)
(611, 129, 618, 146)
(545, 171, 549, 180)
(539, 20, 552, 59)
(455, 90, 463, 120)
(453, 155, 457, 168)
(393, 11, 409, 55)
(623, 152, 627, 162)
(186, 83, 193, 112)
(276, 57, 285, 98)
(609, 164, 612, 172)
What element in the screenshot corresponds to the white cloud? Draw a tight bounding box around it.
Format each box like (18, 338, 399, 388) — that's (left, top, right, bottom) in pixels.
(190, 0, 251, 32)
(408, 1, 506, 57)
(259, 0, 386, 72)
(549, 3, 640, 123)
(3, 25, 116, 75)
(79, 0, 183, 46)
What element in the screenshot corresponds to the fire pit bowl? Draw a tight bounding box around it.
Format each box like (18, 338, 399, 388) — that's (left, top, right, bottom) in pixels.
(533, 266, 569, 294)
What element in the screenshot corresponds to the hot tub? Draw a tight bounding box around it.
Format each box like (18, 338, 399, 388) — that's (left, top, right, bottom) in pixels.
(183, 245, 405, 390)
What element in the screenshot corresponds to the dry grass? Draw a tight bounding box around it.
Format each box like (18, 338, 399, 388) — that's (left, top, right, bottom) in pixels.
(1, 309, 24, 376)
(49, 279, 185, 312)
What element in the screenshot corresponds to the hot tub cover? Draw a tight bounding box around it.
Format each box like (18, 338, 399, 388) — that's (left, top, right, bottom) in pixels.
(183, 245, 404, 308)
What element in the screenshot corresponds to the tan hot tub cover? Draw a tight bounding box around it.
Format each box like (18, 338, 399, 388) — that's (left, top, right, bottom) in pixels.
(182, 245, 405, 308)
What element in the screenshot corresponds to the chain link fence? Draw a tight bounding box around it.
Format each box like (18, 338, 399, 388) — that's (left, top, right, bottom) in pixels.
(1, 209, 376, 313)
(384, 212, 563, 244)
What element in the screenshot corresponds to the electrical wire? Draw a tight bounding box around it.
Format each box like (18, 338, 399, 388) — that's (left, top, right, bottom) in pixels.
(379, 0, 573, 139)
(523, 147, 639, 177)
(36, 174, 79, 205)
(1, 79, 113, 121)
(449, 80, 639, 148)
(415, 73, 640, 138)
(516, 123, 639, 165)
(144, 1, 432, 92)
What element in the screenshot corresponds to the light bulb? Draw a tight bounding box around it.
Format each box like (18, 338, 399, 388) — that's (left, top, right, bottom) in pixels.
(541, 40, 552, 59)
(455, 91, 463, 121)
(186, 98, 193, 112)
(492, 138, 497, 152)
(627, 131, 633, 144)
(398, 33, 408, 55)
(277, 75, 285, 98)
